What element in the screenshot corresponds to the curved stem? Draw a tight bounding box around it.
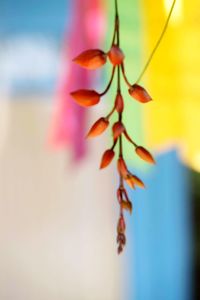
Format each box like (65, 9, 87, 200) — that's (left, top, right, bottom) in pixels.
(111, 23, 117, 46)
(105, 105, 115, 119)
(124, 131, 137, 147)
(100, 67, 116, 96)
(110, 0, 119, 47)
(136, 0, 176, 83)
(122, 188, 130, 202)
(121, 63, 132, 88)
(111, 139, 118, 150)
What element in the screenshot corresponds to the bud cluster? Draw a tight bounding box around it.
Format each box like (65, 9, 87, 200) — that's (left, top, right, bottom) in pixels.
(70, 2, 155, 254)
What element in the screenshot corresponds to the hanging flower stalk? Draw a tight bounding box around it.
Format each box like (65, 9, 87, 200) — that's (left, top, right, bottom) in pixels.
(70, 0, 176, 254)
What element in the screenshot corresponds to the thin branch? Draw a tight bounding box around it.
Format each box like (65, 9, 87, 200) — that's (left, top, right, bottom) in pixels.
(117, 65, 121, 93)
(121, 63, 132, 88)
(115, 0, 119, 18)
(105, 105, 115, 119)
(136, 0, 177, 83)
(100, 67, 116, 96)
(123, 131, 137, 147)
(111, 23, 117, 46)
(111, 139, 118, 150)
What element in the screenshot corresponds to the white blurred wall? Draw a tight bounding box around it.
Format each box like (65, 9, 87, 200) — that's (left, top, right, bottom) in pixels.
(0, 96, 121, 300)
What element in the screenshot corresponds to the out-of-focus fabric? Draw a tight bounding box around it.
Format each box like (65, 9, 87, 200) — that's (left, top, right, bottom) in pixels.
(0, 0, 69, 93)
(125, 150, 192, 300)
(142, 0, 200, 171)
(49, 0, 106, 160)
(0, 99, 121, 300)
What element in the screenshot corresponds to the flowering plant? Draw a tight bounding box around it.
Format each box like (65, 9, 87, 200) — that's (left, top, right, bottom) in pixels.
(70, 0, 176, 253)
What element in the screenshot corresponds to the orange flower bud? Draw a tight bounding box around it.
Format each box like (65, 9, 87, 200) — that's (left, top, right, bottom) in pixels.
(130, 174, 145, 188)
(135, 146, 155, 164)
(117, 157, 128, 178)
(117, 188, 123, 204)
(125, 175, 136, 190)
(115, 93, 124, 113)
(117, 233, 126, 245)
(86, 117, 109, 138)
(128, 84, 152, 103)
(73, 49, 107, 69)
(100, 149, 115, 169)
(121, 200, 132, 214)
(112, 121, 125, 140)
(117, 216, 126, 234)
(117, 244, 123, 254)
(70, 89, 100, 107)
(108, 45, 125, 65)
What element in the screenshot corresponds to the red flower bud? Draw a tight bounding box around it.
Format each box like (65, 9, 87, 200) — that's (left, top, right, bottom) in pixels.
(108, 45, 125, 65)
(128, 84, 152, 103)
(117, 157, 128, 178)
(86, 117, 109, 138)
(117, 188, 123, 204)
(73, 49, 107, 69)
(112, 121, 125, 140)
(121, 200, 132, 214)
(117, 233, 126, 245)
(70, 89, 100, 107)
(115, 93, 124, 113)
(117, 216, 126, 234)
(117, 244, 123, 254)
(125, 175, 136, 190)
(135, 146, 155, 164)
(129, 174, 145, 188)
(100, 149, 115, 169)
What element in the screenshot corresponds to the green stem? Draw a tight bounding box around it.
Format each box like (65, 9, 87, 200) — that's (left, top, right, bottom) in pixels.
(115, 0, 119, 18)
(136, 0, 177, 83)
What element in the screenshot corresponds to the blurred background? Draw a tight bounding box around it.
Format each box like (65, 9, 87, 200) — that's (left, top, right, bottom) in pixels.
(0, 0, 199, 299)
